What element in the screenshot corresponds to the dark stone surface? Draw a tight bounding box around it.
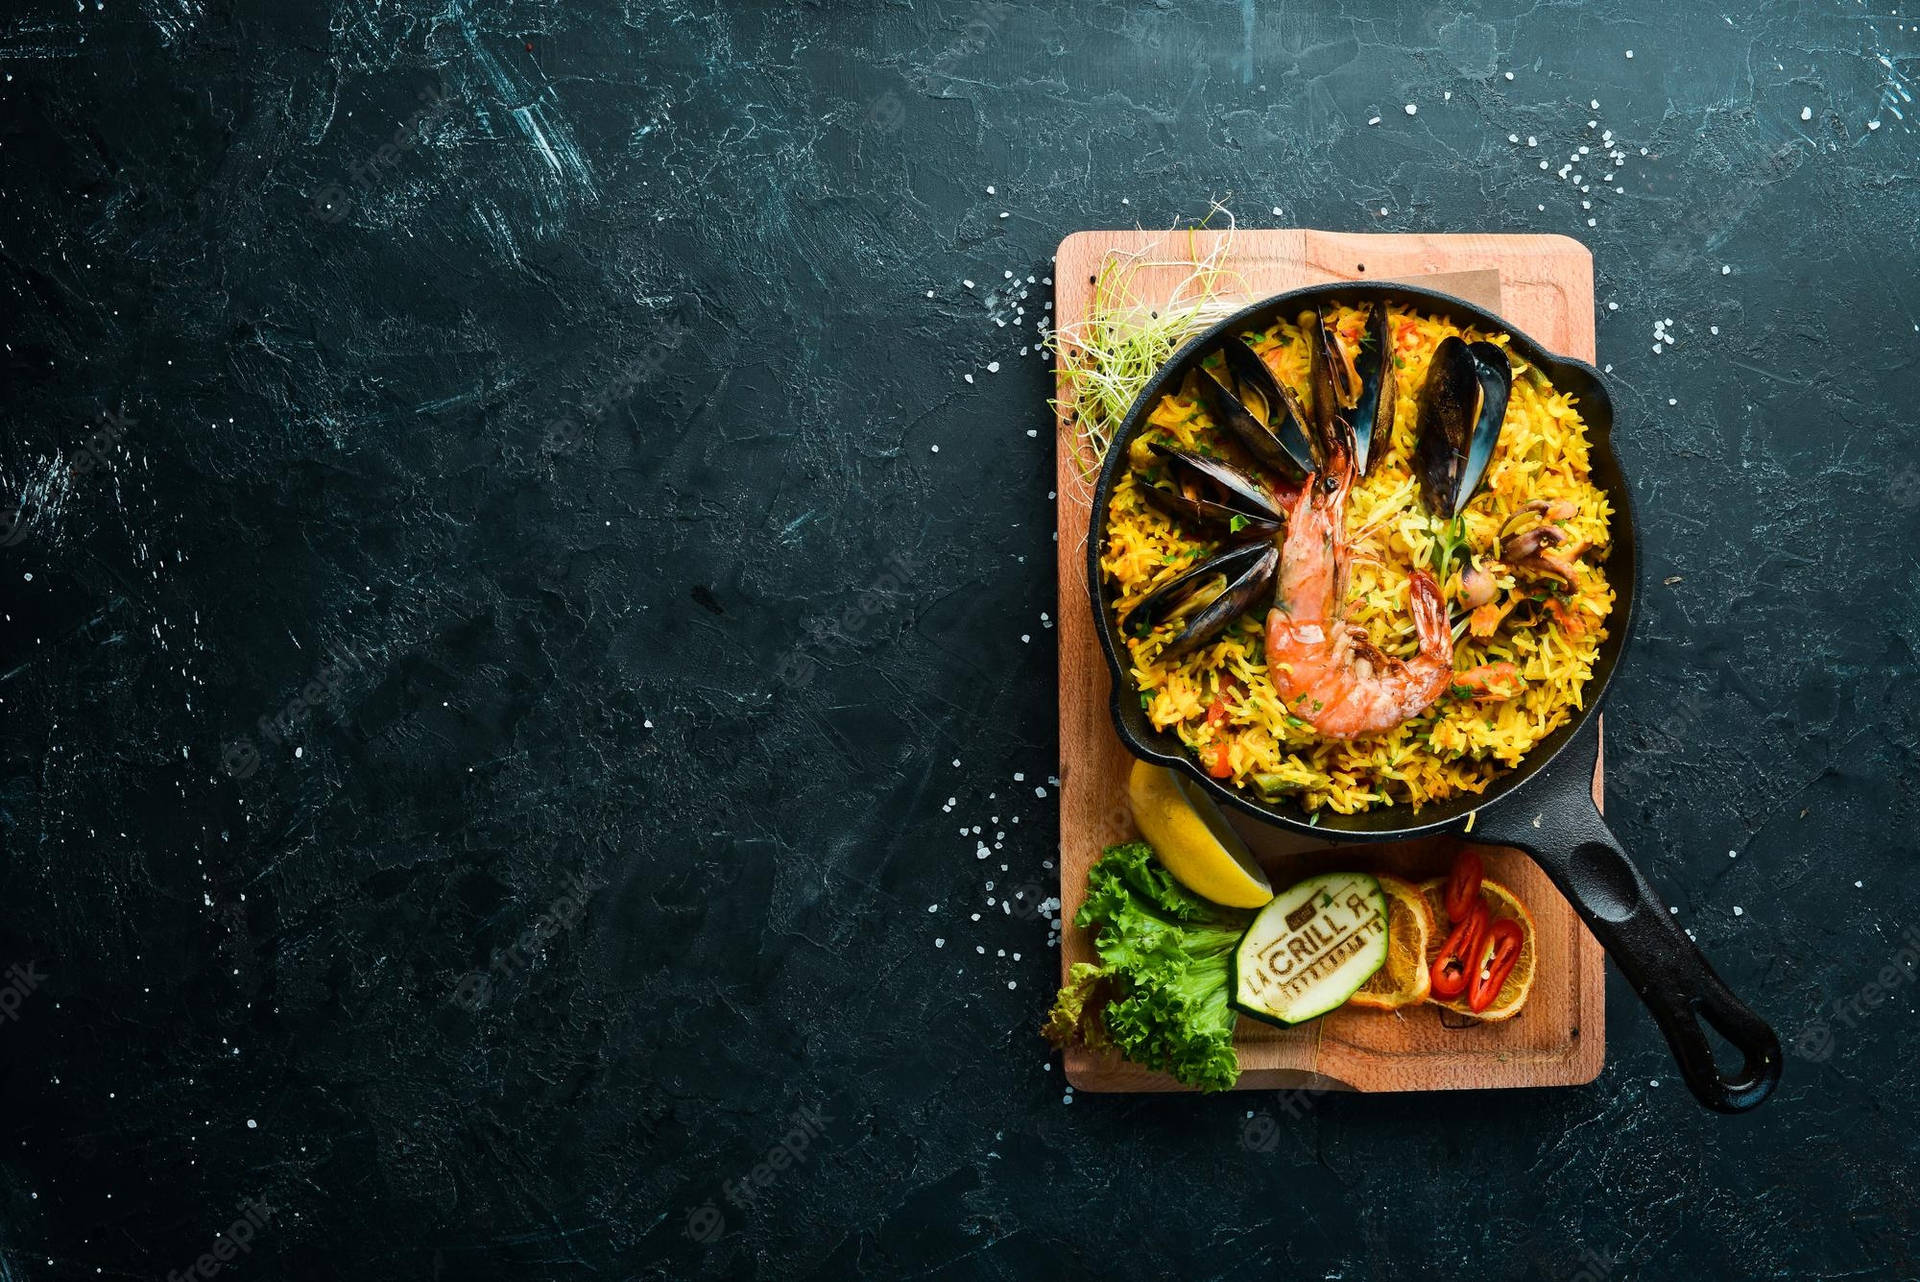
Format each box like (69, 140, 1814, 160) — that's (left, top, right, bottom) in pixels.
(1, 1, 1916, 1277)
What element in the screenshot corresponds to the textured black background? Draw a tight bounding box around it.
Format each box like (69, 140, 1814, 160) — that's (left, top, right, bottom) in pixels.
(1, 1, 1917, 1278)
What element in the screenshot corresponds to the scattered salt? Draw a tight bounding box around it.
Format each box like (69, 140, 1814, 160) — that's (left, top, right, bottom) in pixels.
(1368, 116, 1381, 126)
(1800, 106, 1812, 121)
(1404, 103, 1417, 116)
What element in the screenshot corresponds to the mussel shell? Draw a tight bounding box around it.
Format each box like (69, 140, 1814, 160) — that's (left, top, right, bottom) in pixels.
(1137, 443, 1284, 534)
(1348, 303, 1398, 475)
(1125, 542, 1280, 660)
(1459, 340, 1511, 508)
(1202, 337, 1316, 481)
(1304, 307, 1338, 453)
(1415, 336, 1510, 518)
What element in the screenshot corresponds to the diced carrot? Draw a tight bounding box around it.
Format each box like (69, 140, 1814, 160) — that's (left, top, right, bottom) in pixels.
(1468, 601, 1512, 638)
(1456, 662, 1523, 701)
(1545, 597, 1585, 638)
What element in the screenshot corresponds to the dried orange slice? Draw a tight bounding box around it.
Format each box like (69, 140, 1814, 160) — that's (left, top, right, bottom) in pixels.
(1418, 874, 1537, 1022)
(1348, 873, 1434, 1010)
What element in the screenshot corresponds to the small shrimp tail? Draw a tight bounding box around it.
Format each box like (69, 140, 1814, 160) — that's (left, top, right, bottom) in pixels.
(1407, 571, 1452, 660)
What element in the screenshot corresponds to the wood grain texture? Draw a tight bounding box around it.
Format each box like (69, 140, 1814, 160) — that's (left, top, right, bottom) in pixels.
(1053, 229, 1605, 1094)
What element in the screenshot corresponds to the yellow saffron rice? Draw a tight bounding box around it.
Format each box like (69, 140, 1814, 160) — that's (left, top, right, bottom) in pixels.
(1103, 304, 1615, 814)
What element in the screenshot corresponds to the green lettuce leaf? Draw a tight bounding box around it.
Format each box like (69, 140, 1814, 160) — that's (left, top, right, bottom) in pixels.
(1043, 842, 1252, 1092)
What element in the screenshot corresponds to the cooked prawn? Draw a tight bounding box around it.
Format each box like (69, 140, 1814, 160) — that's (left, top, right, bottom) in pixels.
(1264, 438, 1456, 740)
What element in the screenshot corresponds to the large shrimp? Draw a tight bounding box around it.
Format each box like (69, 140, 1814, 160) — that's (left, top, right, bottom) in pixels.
(1264, 437, 1455, 740)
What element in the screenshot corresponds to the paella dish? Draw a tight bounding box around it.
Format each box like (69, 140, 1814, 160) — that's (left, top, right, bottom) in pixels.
(1102, 302, 1615, 814)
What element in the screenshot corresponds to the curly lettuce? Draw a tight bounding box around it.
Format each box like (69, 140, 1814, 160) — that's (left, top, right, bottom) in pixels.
(1042, 842, 1252, 1092)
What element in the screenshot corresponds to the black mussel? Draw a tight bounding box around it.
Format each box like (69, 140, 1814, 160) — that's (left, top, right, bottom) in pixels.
(1124, 541, 1280, 660)
(1348, 303, 1397, 475)
(1304, 307, 1347, 454)
(1414, 336, 1511, 518)
(1193, 336, 1315, 482)
(1307, 303, 1396, 475)
(1136, 443, 1283, 538)
(1460, 340, 1511, 498)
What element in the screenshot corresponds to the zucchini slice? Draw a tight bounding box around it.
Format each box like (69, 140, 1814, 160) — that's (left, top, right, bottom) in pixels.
(1231, 872, 1389, 1026)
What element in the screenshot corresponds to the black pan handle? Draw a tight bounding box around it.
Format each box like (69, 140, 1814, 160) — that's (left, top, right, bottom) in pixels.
(1473, 726, 1782, 1113)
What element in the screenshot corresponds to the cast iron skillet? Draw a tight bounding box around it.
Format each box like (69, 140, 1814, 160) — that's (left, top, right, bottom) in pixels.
(1087, 281, 1781, 1113)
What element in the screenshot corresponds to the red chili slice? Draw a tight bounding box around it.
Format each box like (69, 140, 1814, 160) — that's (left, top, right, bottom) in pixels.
(1205, 678, 1246, 730)
(1443, 848, 1484, 924)
(1467, 918, 1525, 1013)
(1429, 903, 1488, 1001)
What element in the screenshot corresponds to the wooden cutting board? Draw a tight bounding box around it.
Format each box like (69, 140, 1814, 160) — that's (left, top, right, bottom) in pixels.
(1053, 229, 1606, 1093)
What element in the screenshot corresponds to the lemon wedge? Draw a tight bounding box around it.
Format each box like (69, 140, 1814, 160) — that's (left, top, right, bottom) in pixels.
(1127, 760, 1273, 908)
